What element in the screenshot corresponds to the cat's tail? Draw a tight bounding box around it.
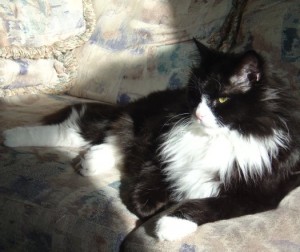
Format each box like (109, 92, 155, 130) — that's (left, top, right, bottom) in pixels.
(3, 106, 89, 148)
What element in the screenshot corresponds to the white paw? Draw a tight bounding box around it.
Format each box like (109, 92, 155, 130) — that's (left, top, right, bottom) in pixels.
(3, 128, 23, 147)
(155, 216, 197, 241)
(77, 144, 117, 176)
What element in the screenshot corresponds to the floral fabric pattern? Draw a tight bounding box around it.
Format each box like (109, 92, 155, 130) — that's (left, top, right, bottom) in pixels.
(0, 94, 138, 252)
(0, 0, 86, 47)
(69, 0, 232, 103)
(0, 0, 300, 251)
(69, 0, 299, 103)
(235, 1, 300, 90)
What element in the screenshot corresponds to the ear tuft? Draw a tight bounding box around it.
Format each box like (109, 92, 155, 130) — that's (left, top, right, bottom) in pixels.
(193, 38, 208, 52)
(193, 38, 215, 64)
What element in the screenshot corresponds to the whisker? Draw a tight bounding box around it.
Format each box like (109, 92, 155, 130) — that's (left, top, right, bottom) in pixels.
(163, 113, 191, 128)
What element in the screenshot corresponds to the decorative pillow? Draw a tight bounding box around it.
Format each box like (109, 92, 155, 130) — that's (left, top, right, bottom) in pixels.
(0, 0, 95, 97)
(69, 0, 233, 103)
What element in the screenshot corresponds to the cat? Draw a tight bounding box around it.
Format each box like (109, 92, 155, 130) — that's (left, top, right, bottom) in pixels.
(3, 39, 300, 241)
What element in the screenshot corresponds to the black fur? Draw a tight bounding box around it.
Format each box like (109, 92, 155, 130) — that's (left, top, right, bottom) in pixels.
(43, 40, 300, 235)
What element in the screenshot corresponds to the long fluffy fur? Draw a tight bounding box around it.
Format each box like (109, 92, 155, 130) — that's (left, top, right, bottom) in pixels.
(3, 41, 300, 241)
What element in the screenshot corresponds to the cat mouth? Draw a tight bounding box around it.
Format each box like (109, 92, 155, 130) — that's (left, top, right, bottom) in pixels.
(193, 113, 221, 130)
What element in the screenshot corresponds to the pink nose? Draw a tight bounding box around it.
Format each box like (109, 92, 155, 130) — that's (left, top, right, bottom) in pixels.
(195, 111, 205, 121)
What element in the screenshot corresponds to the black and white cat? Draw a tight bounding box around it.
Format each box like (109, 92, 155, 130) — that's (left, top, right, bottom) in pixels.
(3, 40, 300, 241)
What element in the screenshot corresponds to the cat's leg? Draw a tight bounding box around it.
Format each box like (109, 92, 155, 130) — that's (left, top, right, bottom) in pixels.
(76, 136, 123, 176)
(130, 162, 170, 219)
(155, 172, 300, 241)
(155, 180, 299, 242)
(155, 193, 286, 241)
(3, 106, 88, 148)
(3, 124, 88, 148)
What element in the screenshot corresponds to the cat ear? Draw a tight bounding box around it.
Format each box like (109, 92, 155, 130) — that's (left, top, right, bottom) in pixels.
(193, 38, 214, 64)
(230, 51, 263, 92)
(193, 38, 209, 53)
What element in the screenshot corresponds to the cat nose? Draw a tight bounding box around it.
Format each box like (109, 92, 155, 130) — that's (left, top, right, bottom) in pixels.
(195, 110, 205, 121)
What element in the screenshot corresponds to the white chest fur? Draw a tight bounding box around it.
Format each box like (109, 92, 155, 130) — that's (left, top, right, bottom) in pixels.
(160, 122, 288, 201)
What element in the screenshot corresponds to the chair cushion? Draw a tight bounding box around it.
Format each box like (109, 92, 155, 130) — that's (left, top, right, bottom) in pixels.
(0, 0, 95, 97)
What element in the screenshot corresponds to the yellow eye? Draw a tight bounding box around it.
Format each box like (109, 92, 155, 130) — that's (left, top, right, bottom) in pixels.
(218, 97, 229, 103)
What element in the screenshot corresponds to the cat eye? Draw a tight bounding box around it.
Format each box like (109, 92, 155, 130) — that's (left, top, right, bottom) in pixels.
(218, 97, 229, 103)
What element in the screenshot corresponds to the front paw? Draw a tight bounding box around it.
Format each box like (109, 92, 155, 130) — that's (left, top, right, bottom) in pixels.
(74, 144, 117, 176)
(74, 155, 100, 176)
(74, 151, 102, 176)
(155, 216, 197, 241)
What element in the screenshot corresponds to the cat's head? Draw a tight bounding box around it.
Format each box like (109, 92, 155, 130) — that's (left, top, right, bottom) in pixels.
(188, 39, 277, 136)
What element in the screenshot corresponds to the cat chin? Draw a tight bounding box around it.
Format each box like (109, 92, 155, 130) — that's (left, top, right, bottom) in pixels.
(193, 117, 223, 133)
(197, 120, 220, 130)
